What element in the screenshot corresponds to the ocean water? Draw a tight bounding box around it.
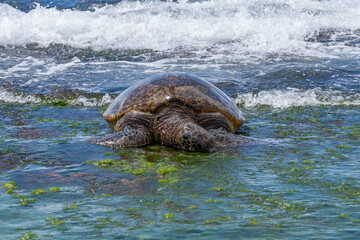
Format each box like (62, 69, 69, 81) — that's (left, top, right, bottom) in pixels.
(0, 0, 360, 239)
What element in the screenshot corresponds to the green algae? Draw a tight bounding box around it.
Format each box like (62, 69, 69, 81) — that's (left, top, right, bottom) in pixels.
(49, 187, 60, 192)
(45, 100, 69, 106)
(203, 199, 224, 204)
(101, 194, 112, 197)
(164, 213, 174, 219)
(1, 104, 360, 239)
(63, 202, 79, 210)
(339, 123, 360, 139)
(2, 181, 62, 207)
(320, 181, 360, 203)
(202, 218, 219, 224)
(202, 215, 231, 224)
(19, 233, 36, 240)
(35, 117, 55, 123)
(87, 152, 184, 182)
(94, 159, 121, 167)
(46, 217, 66, 226)
(157, 164, 179, 175)
(263, 147, 360, 204)
(125, 208, 143, 219)
(95, 217, 123, 229)
(31, 189, 46, 195)
(322, 148, 346, 160)
(158, 177, 180, 185)
(248, 217, 261, 226)
(336, 144, 353, 149)
(19, 197, 38, 206)
(2, 181, 21, 190)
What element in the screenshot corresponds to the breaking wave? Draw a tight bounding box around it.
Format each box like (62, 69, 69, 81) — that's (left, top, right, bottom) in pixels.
(235, 88, 360, 109)
(2, 87, 360, 109)
(0, 88, 114, 107)
(1, 0, 360, 61)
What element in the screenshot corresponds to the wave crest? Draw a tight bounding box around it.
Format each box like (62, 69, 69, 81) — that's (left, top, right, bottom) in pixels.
(1, 0, 359, 60)
(235, 88, 360, 109)
(0, 88, 114, 107)
(2, 87, 360, 109)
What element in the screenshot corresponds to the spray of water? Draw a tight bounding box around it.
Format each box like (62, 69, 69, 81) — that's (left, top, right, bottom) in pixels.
(1, 0, 359, 61)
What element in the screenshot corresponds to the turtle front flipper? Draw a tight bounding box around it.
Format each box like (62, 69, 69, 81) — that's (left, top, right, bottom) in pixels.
(89, 126, 152, 148)
(210, 129, 256, 147)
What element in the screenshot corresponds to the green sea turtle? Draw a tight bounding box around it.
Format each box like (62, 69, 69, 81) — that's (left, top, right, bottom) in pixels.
(90, 73, 254, 152)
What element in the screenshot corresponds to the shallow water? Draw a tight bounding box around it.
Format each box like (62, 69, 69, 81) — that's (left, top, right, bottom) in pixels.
(1, 0, 360, 239)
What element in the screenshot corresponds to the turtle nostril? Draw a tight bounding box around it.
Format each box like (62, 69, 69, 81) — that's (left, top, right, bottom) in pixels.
(182, 133, 190, 140)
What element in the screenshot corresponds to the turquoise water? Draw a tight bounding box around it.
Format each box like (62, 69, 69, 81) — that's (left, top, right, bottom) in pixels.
(1, 0, 360, 239)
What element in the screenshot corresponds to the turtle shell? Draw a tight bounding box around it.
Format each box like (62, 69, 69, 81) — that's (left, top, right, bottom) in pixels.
(103, 73, 245, 132)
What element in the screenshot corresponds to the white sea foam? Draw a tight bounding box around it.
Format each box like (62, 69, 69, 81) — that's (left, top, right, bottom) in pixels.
(3, 56, 45, 75)
(71, 93, 114, 107)
(0, 88, 114, 107)
(235, 88, 360, 109)
(1, 0, 359, 61)
(1, 87, 359, 109)
(37, 57, 81, 75)
(0, 88, 42, 104)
